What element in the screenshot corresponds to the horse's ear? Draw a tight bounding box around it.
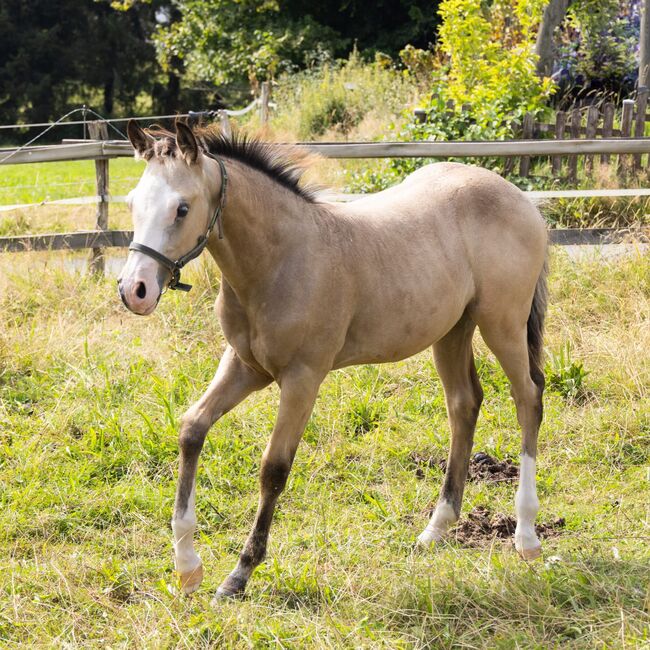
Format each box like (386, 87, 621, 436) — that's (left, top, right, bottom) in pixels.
(127, 120, 152, 158)
(175, 120, 199, 164)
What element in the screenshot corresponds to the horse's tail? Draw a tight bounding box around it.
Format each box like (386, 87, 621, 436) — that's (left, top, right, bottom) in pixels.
(527, 255, 548, 389)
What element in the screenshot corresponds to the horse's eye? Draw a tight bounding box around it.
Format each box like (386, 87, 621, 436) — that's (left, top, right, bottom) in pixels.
(176, 203, 189, 220)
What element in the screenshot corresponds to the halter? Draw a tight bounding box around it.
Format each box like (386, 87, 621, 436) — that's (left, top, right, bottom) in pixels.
(128, 153, 228, 292)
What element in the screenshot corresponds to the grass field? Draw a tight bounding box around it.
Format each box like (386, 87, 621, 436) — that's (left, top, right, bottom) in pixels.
(0, 247, 648, 648)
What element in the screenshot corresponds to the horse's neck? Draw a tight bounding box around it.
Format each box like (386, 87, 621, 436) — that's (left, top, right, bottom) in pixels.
(207, 162, 319, 300)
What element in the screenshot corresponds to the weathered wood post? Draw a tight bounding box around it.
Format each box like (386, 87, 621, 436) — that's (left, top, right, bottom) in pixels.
(633, 86, 649, 171)
(413, 109, 427, 124)
(88, 120, 109, 275)
(568, 108, 581, 183)
(259, 81, 271, 126)
(600, 102, 615, 165)
(219, 110, 232, 138)
(552, 110, 567, 178)
(519, 112, 535, 177)
(584, 105, 600, 175)
(618, 99, 635, 178)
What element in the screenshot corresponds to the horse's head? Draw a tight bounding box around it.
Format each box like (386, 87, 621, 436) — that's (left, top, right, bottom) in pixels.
(118, 120, 223, 315)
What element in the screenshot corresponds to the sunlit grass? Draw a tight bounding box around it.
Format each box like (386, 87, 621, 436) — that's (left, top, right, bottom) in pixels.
(0, 249, 648, 647)
(0, 157, 144, 205)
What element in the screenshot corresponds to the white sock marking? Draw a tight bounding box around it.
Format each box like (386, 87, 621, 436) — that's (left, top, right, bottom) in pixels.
(515, 453, 541, 553)
(172, 484, 201, 574)
(417, 500, 457, 547)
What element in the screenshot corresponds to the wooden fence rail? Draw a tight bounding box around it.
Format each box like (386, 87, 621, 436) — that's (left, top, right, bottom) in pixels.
(1, 227, 647, 254)
(2, 123, 650, 256)
(7, 137, 650, 165)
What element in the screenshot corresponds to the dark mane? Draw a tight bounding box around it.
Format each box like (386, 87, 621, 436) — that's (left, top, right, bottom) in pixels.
(143, 125, 316, 203)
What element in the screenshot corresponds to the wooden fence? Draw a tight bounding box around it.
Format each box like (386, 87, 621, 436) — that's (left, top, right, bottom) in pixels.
(414, 88, 650, 181)
(1, 124, 650, 256)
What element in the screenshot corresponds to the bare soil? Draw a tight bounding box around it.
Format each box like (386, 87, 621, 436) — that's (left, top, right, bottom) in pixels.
(410, 451, 520, 483)
(450, 506, 566, 548)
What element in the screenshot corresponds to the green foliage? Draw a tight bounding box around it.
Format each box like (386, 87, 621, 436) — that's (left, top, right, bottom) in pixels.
(547, 343, 590, 401)
(272, 52, 414, 139)
(154, 0, 439, 88)
(0, 0, 161, 127)
(559, 0, 638, 94)
(339, 0, 557, 191)
(435, 0, 554, 122)
(345, 393, 387, 435)
(155, 0, 344, 86)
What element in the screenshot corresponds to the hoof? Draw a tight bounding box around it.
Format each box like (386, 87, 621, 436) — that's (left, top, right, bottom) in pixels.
(179, 563, 203, 595)
(416, 528, 445, 550)
(415, 533, 432, 550)
(517, 544, 542, 561)
(212, 573, 247, 603)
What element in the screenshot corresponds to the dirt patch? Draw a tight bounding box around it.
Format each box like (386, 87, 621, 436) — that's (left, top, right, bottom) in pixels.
(409, 451, 519, 483)
(449, 506, 566, 548)
(465, 452, 519, 483)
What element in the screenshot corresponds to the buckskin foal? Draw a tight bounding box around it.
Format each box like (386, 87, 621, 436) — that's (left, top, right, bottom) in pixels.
(118, 120, 548, 599)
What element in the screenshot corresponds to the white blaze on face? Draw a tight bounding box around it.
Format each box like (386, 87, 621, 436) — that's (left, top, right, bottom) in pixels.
(514, 453, 541, 556)
(119, 162, 182, 314)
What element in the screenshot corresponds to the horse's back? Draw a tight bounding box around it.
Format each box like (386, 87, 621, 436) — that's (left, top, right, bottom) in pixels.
(329, 162, 547, 368)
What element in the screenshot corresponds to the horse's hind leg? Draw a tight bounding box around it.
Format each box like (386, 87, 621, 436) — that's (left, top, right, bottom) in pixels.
(478, 317, 544, 560)
(417, 314, 483, 547)
(173, 345, 271, 594)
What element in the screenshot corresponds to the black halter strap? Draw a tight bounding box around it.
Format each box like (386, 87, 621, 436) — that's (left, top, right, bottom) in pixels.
(128, 153, 228, 292)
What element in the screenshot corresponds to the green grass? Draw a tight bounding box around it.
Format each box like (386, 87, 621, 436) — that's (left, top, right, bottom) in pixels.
(0, 158, 144, 205)
(0, 246, 649, 647)
(0, 158, 143, 236)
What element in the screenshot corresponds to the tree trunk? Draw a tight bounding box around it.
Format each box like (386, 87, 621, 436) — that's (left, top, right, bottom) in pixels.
(163, 5, 184, 114)
(103, 74, 114, 115)
(535, 0, 573, 78)
(640, 0, 650, 88)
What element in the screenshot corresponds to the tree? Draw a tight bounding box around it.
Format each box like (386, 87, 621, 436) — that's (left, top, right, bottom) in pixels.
(0, 0, 161, 126)
(535, 0, 574, 78)
(154, 0, 440, 88)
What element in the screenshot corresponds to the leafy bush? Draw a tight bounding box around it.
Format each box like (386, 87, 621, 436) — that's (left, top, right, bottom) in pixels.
(345, 0, 556, 191)
(555, 0, 639, 101)
(302, 87, 363, 136)
(435, 0, 553, 122)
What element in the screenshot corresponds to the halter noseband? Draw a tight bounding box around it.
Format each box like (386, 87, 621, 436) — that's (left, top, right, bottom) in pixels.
(128, 153, 228, 292)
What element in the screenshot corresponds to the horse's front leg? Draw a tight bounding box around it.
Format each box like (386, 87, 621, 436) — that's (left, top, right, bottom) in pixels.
(172, 345, 271, 594)
(216, 365, 323, 599)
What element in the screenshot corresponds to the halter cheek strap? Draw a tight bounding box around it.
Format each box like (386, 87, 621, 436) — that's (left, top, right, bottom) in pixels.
(128, 153, 228, 292)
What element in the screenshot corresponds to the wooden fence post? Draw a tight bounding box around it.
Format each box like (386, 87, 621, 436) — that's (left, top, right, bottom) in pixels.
(618, 99, 635, 178)
(552, 110, 567, 178)
(413, 109, 427, 124)
(584, 105, 600, 175)
(219, 110, 232, 138)
(259, 81, 270, 126)
(600, 102, 615, 165)
(568, 108, 581, 183)
(519, 113, 535, 177)
(634, 86, 649, 171)
(88, 120, 109, 275)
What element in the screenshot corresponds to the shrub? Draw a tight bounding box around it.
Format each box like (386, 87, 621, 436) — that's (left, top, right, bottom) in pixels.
(271, 51, 416, 139)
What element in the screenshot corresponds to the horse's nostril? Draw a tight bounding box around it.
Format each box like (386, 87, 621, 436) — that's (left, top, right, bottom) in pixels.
(135, 282, 147, 300)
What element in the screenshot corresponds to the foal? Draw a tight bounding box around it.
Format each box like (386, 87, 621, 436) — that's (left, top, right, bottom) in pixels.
(118, 121, 548, 598)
